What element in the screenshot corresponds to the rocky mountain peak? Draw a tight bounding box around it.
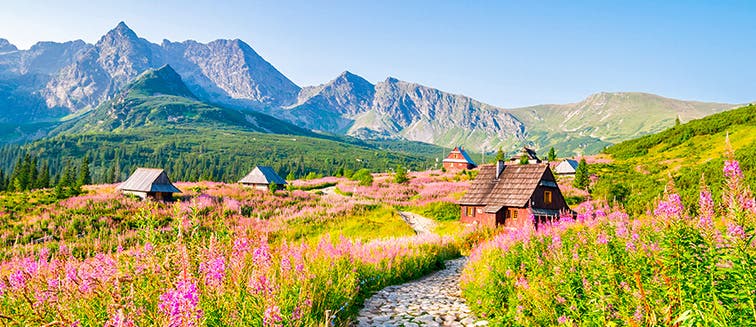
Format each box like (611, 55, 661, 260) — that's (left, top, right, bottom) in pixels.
(0, 38, 17, 52)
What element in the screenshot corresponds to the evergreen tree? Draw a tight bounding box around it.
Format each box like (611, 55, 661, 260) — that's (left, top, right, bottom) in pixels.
(0, 169, 4, 191)
(29, 157, 38, 189)
(77, 156, 91, 187)
(37, 162, 50, 189)
(286, 171, 296, 181)
(675, 115, 681, 126)
(495, 147, 505, 162)
(519, 155, 530, 165)
(573, 158, 589, 190)
(547, 147, 557, 162)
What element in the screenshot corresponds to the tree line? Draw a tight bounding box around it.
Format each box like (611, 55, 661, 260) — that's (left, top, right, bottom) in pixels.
(0, 153, 90, 197)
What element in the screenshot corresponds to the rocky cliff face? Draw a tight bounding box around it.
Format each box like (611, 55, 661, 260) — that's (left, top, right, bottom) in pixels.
(0, 22, 299, 117)
(162, 39, 300, 107)
(281, 73, 526, 149)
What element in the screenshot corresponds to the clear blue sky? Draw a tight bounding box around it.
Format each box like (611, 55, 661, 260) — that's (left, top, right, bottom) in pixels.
(1, 0, 754, 107)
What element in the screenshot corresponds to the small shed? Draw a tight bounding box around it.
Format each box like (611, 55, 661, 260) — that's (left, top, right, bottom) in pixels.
(442, 146, 477, 171)
(239, 166, 287, 191)
(458, 161, 572, 229)
(510, 147, 542, 164)
(116, 168, 181, 201)
(554, 159, 579, 175)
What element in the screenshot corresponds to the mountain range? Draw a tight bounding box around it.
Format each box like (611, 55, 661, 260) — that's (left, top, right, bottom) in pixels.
(0, 22, 744, 155)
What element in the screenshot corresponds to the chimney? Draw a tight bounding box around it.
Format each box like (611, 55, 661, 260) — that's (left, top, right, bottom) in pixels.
(496, 160, 505, 179)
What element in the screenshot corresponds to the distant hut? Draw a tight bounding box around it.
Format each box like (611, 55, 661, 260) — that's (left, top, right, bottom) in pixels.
(458, 161, 572, 229)
(239, 166, 287, 191)
(117, 168, 181, 201)
(442, 146, 477, 171)
(510, 147, 542, 164)
(554, 159, 579, 176)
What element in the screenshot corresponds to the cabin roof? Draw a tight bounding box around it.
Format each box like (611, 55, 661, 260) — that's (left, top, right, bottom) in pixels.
(510, 147, 541, 162)
(239, 166, 287, 185)
(116, 168, 181, 193)
(555, 159, 579, 173)
(442, 146, 476, 165)
(459, 163, 550, 207)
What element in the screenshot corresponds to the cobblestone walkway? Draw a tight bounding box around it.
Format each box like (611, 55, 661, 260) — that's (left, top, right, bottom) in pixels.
(354, 257, 488, 327)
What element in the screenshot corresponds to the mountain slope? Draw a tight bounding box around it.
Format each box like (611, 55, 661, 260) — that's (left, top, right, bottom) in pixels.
(280, 73, 525, 151)
(56, 65, 311, 136)
(591, 103, 756, 214)
(512, 92, 737, 155)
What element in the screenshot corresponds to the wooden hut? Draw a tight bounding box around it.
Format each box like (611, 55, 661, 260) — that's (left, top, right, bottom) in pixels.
(442, 146, 477, 171)
(239, 166, 287, 191)
(117, 168, 181, 201)
(458, 161, 572, 229)
(509, 147, 542, 164)
(554, 159, 579, 176)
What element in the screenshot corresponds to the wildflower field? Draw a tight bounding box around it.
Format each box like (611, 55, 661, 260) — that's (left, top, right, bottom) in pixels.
(461, 158, 756, 326)
(0, 170, 468, 326)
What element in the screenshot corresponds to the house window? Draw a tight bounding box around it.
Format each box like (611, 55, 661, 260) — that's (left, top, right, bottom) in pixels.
(544, 191, 553, 204)
(508, 208, 518, 219)
(466, 207, 475, 217)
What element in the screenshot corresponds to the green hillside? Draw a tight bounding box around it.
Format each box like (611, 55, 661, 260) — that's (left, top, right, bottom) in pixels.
(591, 104, 756, 214)
(512, 92, 737, 156)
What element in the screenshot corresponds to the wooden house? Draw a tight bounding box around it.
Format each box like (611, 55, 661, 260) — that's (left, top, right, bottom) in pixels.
(509, 147, 542, 164)
(442, 146, 477, 171)
(239, 166, 287, 191)
(116, 168, 181, 201)
(458, 161, 571, 229)
(554, 159, 579, 176)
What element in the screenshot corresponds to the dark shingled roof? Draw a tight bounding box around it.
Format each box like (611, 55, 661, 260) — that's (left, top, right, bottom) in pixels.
(459, 163, 549, 207)
(239, 166, 287, 185)
(116, 168, 181, 193)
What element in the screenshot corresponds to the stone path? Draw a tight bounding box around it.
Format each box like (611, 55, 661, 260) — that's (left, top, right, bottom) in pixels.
(354, 257, 488, 327)
(398, 211, 437, 235)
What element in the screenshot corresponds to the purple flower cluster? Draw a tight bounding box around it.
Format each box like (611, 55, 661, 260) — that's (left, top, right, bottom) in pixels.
(263, 305, 283, 326)
(724, 160, 743, 181)
(158, 277, 203, 327)
(199, 255, 226, 289)
(699, 190, 714, 228)
(653, 194, 684, 218)
(104, 309, 136, 327)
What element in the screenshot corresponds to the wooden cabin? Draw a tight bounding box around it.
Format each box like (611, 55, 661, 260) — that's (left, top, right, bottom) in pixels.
(458, 161, 572, 229)
(117, 168, 181, 201)
(554, 159, 579, 176)
(442, 146, 477, 171)
(239, 166, 287, 191)
(510, 147, 542, 164)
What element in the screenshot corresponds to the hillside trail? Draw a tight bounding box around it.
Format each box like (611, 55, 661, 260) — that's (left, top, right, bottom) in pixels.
(397, 211, 437, 235)
(353, 212, 488, 326)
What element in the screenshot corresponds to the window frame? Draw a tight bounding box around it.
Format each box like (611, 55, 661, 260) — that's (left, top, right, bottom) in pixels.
(544, 190, 553, 205)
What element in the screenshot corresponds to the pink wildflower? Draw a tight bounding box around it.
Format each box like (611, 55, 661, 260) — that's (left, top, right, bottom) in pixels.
(104, 309, 136, 327)
(654, 193, 684, 218)
(158, 276, 203, 327)
(727, 223, 745, 239)
(724, 160, 743, 181)
(199, 256, 226, 289)
(596, 233, 608, 245)
(263, 305, 283, 326)
(698, 190, 714, 228)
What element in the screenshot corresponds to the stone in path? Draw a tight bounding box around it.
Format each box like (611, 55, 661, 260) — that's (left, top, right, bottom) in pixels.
(354, 257, 488, 327)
